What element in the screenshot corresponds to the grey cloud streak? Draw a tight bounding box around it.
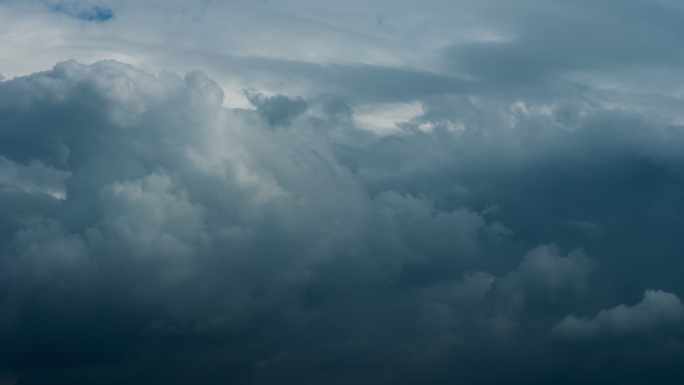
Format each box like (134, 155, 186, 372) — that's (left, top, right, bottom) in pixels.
(0, 60, 505, 384)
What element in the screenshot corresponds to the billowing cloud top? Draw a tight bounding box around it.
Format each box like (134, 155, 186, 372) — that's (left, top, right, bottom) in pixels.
(2, 1, 684, 384)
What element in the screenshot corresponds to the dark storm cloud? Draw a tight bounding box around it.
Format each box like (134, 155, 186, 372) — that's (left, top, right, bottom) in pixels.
(0, 61, 505, 384)
(2, 1, 684, 381)
(246, 92, 309, 127)
(2, 58, 684, 385)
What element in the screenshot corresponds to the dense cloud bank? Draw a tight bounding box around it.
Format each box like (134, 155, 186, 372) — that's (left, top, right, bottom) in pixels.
(1, 59, 684, 385)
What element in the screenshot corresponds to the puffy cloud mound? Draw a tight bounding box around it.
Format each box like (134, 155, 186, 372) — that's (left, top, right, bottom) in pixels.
(555, 290, 684, 338)
(0, 60, 504, 384)
(1, 60, 684, 384)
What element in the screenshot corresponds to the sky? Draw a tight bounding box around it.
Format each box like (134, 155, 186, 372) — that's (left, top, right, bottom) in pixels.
(2, 0, 684, 384)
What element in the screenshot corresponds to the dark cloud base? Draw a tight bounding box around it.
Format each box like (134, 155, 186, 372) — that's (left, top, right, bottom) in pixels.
(1, 60, 684, 385)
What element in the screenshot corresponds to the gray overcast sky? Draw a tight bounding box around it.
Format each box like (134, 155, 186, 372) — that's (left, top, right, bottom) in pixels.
(2, 1, 684, 384)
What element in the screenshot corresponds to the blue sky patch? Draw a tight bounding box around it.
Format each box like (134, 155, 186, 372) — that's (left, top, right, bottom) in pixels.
(52, 3, 114, 22)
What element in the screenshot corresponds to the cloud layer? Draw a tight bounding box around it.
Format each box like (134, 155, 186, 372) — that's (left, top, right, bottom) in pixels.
(2, 1, 684, 384)
(0, 56, 682, 385)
